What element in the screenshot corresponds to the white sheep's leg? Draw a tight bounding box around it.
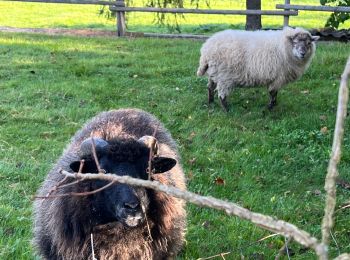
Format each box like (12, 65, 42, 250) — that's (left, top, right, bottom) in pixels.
(207, 78, 216, 104)
(268, 89, 278, 110)
(217, 82, 231, 113)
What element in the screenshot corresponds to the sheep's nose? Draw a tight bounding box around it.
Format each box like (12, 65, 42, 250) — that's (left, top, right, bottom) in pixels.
(124, 201, 140, 211)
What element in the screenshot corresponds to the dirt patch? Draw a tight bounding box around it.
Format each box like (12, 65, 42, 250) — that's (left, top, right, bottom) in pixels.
(1, 26, 349, 42)
(0, 26, 117, 37)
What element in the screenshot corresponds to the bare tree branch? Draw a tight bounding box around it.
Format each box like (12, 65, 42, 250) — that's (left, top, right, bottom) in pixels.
(322, 57, 350, 251)
(59, 170, 327, 258)
(333, 253, 350, 260)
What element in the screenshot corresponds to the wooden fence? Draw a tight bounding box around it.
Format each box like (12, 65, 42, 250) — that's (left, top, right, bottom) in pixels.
(109, 0, 298, 37)
(277, 3, 350, 27)
(7, 0, 350, 38)
(8, 0, 298, 37)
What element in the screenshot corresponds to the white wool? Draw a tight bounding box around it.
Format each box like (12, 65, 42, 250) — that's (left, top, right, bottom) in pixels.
(197, 27, 317, 100)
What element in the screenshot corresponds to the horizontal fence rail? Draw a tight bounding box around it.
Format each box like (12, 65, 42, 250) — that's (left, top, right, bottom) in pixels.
(277, 4, 350, 12)
(8, 0, 114, 5)
(109, 6, 298, 16)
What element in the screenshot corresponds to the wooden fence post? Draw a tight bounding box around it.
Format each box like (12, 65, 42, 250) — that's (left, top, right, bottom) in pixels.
(283, 0, 290, 27)
(246, 0, 262, 31)
(115, 0, 126, 36)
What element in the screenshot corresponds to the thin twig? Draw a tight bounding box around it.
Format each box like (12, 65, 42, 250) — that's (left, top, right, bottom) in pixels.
(152, 124, 159, 138)
(285, 237, 291, 260)
(56, 179, 83, 189)
(199, 233, 280, 260)
(77, 159, 84, 176)
(197, 252, 231, 260)
(330, 230, 341, 257)
(35, 180, 116, 199)
(91, 233, 97, 260)
(257, 233, 280, 242)
(59, 170, 327, 259)
(337, 204, 350, 211)
(147, 140, 154, 181)
(44, 175, 68, 198)
(38, 161, 85, 200)
(141, 203, 153, 242)
(90, 136, 105, 174)
(322, 57, 350, 253)
(147, 124, 160, 180)
(275, 237, 291, 260)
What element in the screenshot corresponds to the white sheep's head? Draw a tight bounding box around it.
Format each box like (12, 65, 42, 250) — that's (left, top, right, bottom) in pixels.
(288, 29, 319, 60)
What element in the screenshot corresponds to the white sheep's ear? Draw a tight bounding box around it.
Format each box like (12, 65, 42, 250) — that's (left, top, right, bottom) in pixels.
(311, 35, 320, 42)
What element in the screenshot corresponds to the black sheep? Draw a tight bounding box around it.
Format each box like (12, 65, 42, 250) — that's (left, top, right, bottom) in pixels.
(33, 109, 186, 260)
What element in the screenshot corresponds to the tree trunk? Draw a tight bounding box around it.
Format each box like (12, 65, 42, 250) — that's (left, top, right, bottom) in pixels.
(246, 0, 262, 31)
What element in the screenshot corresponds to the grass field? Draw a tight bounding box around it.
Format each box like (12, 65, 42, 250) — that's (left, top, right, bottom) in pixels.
(1, 0, 350, 34)
(0, 31, 349, 259)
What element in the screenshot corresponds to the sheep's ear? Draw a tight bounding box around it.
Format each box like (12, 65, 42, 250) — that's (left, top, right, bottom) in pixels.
(69, 160, 98, 173)
(311, 35, 320, 42)
(151, 157, 177, 174)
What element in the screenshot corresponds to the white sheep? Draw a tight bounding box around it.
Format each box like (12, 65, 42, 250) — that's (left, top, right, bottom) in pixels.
(197, 27, 319, 112)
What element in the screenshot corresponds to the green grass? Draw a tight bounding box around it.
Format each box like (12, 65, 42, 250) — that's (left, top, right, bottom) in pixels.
(0, 32, 349, 259)
(1, 0, 350, 34)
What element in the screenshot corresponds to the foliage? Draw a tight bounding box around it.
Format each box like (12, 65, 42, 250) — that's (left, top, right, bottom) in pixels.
(144, 0, 208, 32)
(99, 0, 209, 32)
(0, 32, 350, 259)
(320, 0, 350, 28)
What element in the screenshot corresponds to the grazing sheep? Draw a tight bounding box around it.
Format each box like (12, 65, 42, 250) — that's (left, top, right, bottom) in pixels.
(197, 27, 319, 112)
(33, 109, 186, 260)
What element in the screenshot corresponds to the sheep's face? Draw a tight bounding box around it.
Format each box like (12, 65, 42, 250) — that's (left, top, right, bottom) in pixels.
(70, 138, 177, 228)
(289, 33, 319, 60)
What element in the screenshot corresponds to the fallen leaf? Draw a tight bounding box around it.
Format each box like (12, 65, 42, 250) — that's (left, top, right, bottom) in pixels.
(188, 132, 196, 141)
(9, 183, 19, 189)
(319, 115, 327, 121)
(284, 190, 291, 196)
(312, 189, 322, 196)
(320, 126, 328, 134)
(188, 158, 196, 165)
(336, 178, 350, 190)
(270, 196, 276, 202)
(187, 171, 193, 180)
(214, 177, 225, 185)
(201, 220, 211, 229)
